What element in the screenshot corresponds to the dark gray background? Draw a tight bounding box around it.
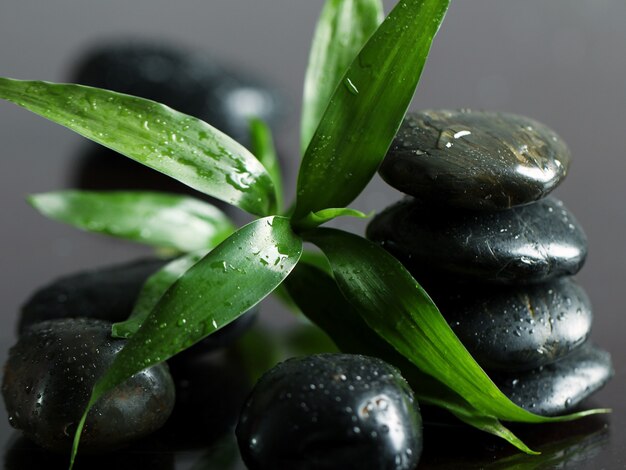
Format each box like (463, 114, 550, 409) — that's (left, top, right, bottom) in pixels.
(0, 1, 625, 468)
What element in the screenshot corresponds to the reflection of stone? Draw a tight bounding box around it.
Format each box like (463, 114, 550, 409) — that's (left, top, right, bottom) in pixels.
(4, 435, 175, 470)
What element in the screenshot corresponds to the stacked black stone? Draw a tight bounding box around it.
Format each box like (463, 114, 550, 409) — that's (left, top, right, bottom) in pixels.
(367, 109, 613, 416)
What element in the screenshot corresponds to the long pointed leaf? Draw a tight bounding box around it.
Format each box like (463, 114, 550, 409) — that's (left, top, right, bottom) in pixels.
(294, 0, 450, 221)
(0, 78, 276, 216)
(304, 228, 608, 424)
(29, 191, 235, 252)
(70, 216, 302, 467)
(300, 0, 384, 153)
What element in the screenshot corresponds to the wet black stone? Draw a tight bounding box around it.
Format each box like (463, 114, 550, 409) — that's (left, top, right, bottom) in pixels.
(428, 277, 593, 371)
(19, 258, 167, 334)
(493, 343, 613, 416)
(19, 258, 258, 355)
(366, 197, 587, 284)
(236, 354, 422, 470)
(379, 110, 571, 211)
(2, 318, 176, 453)
(72, 41, 285, 144)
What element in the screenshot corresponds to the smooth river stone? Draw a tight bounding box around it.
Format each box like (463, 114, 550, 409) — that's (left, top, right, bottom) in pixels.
(72, 41, 285, 144)
(379, 110, 571, 211)
(428, 277, 593, 371)
(19, 258, 257, 354)
(493, 343, 613, 416)
(366, 197, 587, 284)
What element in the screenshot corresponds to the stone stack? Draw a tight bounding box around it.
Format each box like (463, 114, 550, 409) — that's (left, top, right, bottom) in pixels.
(367, 110, 613, 415)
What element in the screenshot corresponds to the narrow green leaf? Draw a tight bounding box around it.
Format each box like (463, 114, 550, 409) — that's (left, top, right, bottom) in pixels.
(29, 190, 235, 252)
(305, 228, 608, 424)
(249, 118, 283, 213)
(453, 414, 539, 455)
(0, 78, 275, 216)
(293, 0, 450, 220)
(296, 207, 371, 231)
(70, 216, 302, 467)
(112, 251, 207, 338)
(301, 0, 384, 153)
(285, 261, 539, 452)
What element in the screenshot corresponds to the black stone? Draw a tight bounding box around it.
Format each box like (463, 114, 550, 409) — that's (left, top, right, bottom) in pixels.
(2, 318, 176, 453)
(19, 258, 258, 355)
(236, 354, 422, 470)
(366, 197, 587, 284)
(72, 41, 285, 144)
(493, 343, 613, 416)
(379, 110, 571, 210)
(19, 258, 167, 334)
(428, 277, 593, 371)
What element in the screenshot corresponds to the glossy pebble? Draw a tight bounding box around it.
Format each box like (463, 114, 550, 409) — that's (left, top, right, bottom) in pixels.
(493, 343, 613, 416)
(379, 110, 571, 210)
(367, 197, 587, 284)
(2, 318, 175, 452)
(428, 277, 593, 371)
(236, 354, 422, 470)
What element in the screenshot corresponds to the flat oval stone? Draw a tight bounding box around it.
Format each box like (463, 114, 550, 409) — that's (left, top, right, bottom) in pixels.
(236, 354, 422, 470)
(2, 318, 175, 452)
(366, 197, 587, 284)
(19, 259, 258, 355)
(427, 277, 593, 371)
(492, 343, 613, 416)
(379, 110, 571, 210)
(72, 41, 285, 144)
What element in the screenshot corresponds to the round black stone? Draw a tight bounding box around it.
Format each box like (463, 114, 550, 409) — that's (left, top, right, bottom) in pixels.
(2, 318, 176, 453)
(379, 110, 571, 211)
(72, 41, 284, 144)
(236, 354, 422, 470)
(428, 277, 593, 371)
(19, 258, 257, 355)
(366, 197, 587, 284)
(492, 343, 613, 416)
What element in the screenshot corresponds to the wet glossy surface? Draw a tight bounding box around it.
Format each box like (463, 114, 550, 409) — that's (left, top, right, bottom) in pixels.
(367, 197, 587, 284)
(379, 110, 571, 211)
(427, 277, 593, 371)
(236, 354, 422, 470)
(2, 319, 175, 453)
(19, 259, 258, 356)
(493, 343, 613, 416)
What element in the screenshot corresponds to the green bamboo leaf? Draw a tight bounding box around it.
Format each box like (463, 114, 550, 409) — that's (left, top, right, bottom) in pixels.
(296, 207, 371, 230)
(304, 228, 608, 424)
(0, 78, 275, 216)
(301, 0, 384, 153)
(293, 0, 450, 221)
(70, 216, 302, 468)
(112, 251, 207, 339)
(285, 261, 540, 452)
(249, 118, 283, 213)
(29, 191, 235, 252)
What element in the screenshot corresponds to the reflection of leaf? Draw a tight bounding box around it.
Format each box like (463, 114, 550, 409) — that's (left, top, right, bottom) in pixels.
(483, 426, 609, 470)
